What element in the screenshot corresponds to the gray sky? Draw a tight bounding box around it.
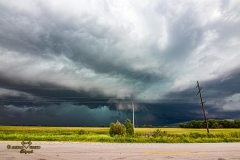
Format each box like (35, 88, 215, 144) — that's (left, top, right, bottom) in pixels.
(0, 0, 240, 126)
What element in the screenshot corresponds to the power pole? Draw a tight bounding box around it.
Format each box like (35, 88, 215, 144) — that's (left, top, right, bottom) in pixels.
(196, 81, 209, 134)
(132, 101, 135, 129)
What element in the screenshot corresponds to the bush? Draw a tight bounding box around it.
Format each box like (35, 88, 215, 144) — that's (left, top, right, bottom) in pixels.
(189, 132, 205, 138)
(78, 129, 87, 135)
(125, 119, 134, 136)
(134, 132, 142, 137)
(109, 121, 126, 137)
(230, 132, 240, 138)
(152, 129, 167, 137)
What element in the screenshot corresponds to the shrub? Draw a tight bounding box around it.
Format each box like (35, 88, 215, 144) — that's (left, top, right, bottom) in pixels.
(144, 132, 154, 137)
(78, 129, 87, 135)
(109, 121, 126, 137)
(189, 132, 205, 138)
(152, 129, 166, 137)
(124, 119, 134, 136)
(134, 132, 142, 137)
(230, 132, 240, 138)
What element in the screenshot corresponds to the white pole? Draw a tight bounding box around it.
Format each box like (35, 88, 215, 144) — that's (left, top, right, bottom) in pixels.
(132, 101, 134, 129)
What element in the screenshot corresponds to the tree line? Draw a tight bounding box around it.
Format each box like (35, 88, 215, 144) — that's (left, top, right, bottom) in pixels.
(179, 119, 240, 128)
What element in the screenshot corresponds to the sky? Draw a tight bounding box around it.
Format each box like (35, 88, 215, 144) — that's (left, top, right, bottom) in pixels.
(0, 0, 240, 126)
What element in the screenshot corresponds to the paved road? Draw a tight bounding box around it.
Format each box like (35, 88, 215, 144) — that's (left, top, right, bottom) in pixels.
(1, 141, 240, 160)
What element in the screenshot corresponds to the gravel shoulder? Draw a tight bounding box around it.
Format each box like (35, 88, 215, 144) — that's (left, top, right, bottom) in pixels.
(1, 141, 240, 160)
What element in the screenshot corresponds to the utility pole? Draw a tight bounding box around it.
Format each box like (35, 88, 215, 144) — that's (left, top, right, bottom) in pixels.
(132, 101, 135, 129)
(196, 81, 209, 134)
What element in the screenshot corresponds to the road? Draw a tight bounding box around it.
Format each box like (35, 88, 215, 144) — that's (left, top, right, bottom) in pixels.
(1, 141, 240, 160)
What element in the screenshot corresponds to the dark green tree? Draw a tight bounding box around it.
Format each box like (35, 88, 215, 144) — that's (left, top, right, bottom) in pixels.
(234, 120, 240, 128)
(179, 119, 240, 129)
(179, 123, 186, 128)
(109, 121, 126, 137)
(207, 119, 219, 128)
(124, 119, 134, 136)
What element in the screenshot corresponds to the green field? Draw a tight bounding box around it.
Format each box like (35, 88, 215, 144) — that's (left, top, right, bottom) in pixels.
(1, 126, 240, 143)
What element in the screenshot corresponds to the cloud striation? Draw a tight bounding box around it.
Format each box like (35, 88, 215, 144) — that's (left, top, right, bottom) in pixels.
(0, 0, 240, 126)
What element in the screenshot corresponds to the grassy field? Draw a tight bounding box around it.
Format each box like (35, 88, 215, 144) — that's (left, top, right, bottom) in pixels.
(1, 126, 240, 143)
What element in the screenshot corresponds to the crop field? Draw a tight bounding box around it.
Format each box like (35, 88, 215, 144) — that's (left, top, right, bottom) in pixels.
(1, 126, 240, 143)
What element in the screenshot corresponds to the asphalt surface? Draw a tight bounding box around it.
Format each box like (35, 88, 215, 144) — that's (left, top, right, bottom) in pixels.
(1, 141, 240, 160)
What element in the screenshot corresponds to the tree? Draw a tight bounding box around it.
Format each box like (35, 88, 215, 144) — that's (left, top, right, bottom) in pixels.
(124, 119, 134, 136)
(179, 123, 185, 128)
(221, 120, 233, 128)
(234, 120, 240, 128)
(109, 123, 115, 137)
(148, 125, 153, 128)
(179, 119, 240, 129)
(207, 119, 219, 128)
(109, 121, 126, 137)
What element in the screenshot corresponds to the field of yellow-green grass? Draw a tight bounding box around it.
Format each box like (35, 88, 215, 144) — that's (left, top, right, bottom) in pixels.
(0, 126, 240, 143)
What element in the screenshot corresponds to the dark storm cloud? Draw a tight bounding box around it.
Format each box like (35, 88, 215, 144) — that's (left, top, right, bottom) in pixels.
(0, 0, 240, 126)
(0, 103, 128, 126)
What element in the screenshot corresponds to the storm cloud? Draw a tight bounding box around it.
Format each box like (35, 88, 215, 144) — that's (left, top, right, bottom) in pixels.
(0, 0, 240, 126)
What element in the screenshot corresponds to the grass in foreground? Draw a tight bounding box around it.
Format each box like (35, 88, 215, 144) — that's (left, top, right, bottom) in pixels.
(0, 126, 240, 143)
